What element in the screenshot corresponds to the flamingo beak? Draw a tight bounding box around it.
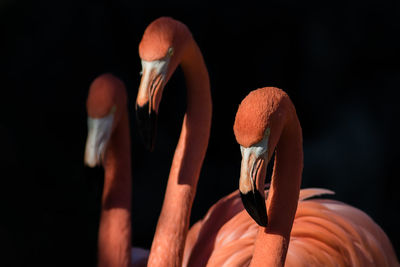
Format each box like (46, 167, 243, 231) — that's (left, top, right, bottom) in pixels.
(136, 102, 157, 152)
(238, 135, 269, 227)
(239, 154, 268, 227)
(136, 59, 169, 152)
(84, 113, 114, 167)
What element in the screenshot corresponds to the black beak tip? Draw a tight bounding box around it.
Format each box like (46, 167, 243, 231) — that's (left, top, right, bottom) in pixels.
(135, 103, 157, 152)
(143, 137, 155, 152)
(240, 190, 268, 227)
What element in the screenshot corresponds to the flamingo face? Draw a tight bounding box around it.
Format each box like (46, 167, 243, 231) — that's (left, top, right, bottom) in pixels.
(136, 48, 174, 151)
(84, 73, 126, 167)
(84, 106, 115, 167)
(239, 128, 270, 227)
(234, 87, 293, 226)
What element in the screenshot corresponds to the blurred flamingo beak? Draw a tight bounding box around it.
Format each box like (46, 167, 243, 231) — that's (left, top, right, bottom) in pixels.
(84, 113, 114, 167)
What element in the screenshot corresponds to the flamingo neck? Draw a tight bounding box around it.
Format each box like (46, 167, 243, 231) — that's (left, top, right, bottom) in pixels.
(98, 109, 132, 267)
(251, 111, 303, 267)
(147, 38, 212, 267)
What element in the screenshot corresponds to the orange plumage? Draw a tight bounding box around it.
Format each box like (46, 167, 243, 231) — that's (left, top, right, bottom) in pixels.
(184, 188, 399, 266)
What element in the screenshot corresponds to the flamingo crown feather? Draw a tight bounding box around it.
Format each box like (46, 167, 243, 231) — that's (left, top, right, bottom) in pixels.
(234, 87, 294, 148)
(86, 74, 127, 116)
(139, 17, 191, 61)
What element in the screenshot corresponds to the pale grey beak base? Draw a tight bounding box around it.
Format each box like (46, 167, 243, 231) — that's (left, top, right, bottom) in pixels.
(239, 133, 269, 195)
(137, 59, 169, 108)
(84, 114, 114, 167)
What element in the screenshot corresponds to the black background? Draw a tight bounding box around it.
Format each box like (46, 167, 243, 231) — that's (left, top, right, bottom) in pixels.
(1, 1, 399, 266)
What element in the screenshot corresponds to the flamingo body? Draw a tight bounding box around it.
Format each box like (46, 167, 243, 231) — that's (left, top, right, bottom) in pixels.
(85, 73, 148, 267)
(184, 188, 398, 266)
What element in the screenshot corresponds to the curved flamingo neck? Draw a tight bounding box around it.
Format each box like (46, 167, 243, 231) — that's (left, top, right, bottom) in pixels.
(98, 108, 132, 267)
(147, 38, 212, 267)
(251, 109, 303, 267)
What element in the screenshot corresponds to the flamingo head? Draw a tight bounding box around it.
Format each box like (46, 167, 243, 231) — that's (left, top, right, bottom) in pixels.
(136, 17, 191, 151)
(84, 73, 127, 167)
(234, 87, 291, 227)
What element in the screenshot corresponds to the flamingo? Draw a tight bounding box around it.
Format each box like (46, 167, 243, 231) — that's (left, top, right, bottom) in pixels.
(184, 87, 399, 266)
(136, 17, 400, 266)
(84, 73, 148, 267)
(135, 17, 212, 266)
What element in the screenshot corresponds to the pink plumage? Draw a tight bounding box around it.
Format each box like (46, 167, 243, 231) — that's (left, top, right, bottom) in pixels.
(184, 188, 399, 266)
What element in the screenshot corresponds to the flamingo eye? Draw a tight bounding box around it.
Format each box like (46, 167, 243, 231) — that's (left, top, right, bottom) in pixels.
(265, 128, 271, 137)
(110, 105, 116, 114)
(168, 47, 174, 57)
